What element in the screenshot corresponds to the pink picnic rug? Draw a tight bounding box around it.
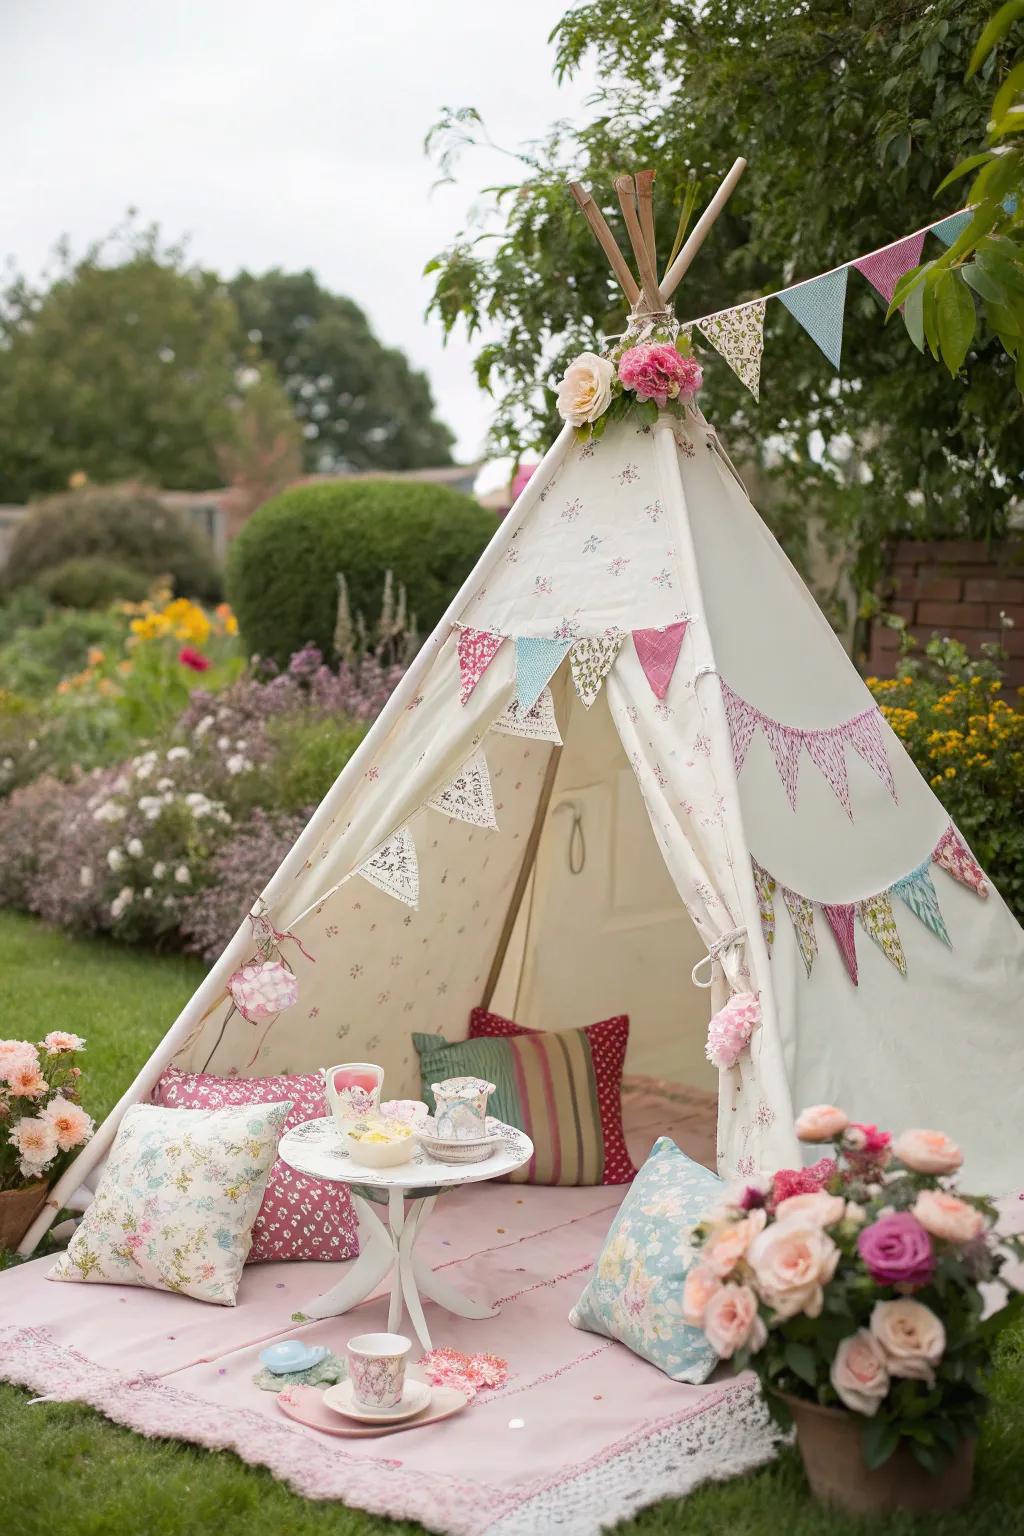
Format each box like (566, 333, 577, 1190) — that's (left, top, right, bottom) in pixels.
(0, 1083, 780, 1536)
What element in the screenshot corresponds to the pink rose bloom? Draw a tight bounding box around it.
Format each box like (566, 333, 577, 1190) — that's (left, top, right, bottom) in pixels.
(857, 1213, 934, 1288)
(830, 1329, 890, 1416)
(0, 1040, 40, 1083)
(747, 1217, 840, 1320)
(6, 1062, 47, 1099)
(892, 1128, 963, 1176)
(702, 1284, 767, 1359)
(617, 342, 703, 408)
(794, 1105, 848, 1142)
(703, 1209, 767, 1277)
(912, 1189, 985, 1245)
(43, 1095, 94, 1151)
(705, 992, 760, 1070)
(774, 1191, 846, 1228)
(870, 1299, 946, 1384)
(842, 1122, 892, 1172)
(770, 1158, 836, 1209)
(41, 1031, 86, 1054)
(682, 1263, 722, 1327)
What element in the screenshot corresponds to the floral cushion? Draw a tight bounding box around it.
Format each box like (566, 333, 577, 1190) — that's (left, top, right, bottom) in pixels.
(569, 1135, 723, 1381)
(48, 1101, 292, 1305)
(153, 1067, 358, 1264)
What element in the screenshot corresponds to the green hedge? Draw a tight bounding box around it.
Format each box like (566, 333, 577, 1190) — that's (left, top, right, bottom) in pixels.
(226, 479, 494, 665)
(37, 557, 151, 610)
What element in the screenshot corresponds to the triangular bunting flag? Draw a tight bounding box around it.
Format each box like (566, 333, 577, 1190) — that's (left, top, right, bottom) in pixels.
(697, 300, 766, 400)
(780, 885, 818, 978)
(427, 748, 497, 829)
(632, 621, 689, 700)
(720, 680, 757, 775)
(845, 710, 897, 801)
(857, 892, 907, 976)
(931, 210, 972, 247)
(779, 266, 849, 370)
(822, 902, 859, 985)
(357, 826, 419, 907)
(891, 864, 951, 948)
(490, 687, 562, 744)
(804, 731, 853, 820)
(853, 231, 926, 306)
(515, 636, 572, 713)
(751, 859, 777, 951)
(759, 719, 802, 810)
(457, 627, 504, 705)
(932, 824, 987, 900)
(570, 634, 624, 709)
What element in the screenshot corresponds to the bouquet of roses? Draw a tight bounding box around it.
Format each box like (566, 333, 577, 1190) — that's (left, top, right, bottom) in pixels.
(0, 1033, 94, 1191)
(684, 1105, 1024, 1472)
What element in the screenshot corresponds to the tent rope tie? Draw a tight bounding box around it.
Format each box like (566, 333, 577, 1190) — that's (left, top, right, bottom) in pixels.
(552, 801, 586, 874)
(691, 926, 748, 989)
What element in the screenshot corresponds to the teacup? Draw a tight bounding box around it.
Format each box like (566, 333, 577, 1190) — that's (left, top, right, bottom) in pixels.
(322, 1063, 384, 1126)
(346, 1331, 412, 1410)
(431, 1076, 495, 1141)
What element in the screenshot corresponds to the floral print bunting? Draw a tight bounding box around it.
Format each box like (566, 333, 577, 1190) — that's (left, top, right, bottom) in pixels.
(822, 903, 858, 986)
(780, 886, 817, 977)
(356, 826, 419, 908)
(570, 634, 624, 709)
(857, 891, 907, 976)
(697, 300, 766, 401)
(751, 859, 777, 951)
(427, 748, 498, 830)
(456, 627, 504, 705)
(932, 824, 987, 899)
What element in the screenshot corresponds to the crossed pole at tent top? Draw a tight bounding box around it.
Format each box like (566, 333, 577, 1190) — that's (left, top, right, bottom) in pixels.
(568, 157, 747, 316)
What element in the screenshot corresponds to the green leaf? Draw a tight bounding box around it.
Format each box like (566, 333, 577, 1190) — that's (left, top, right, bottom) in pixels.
(903, 281, 926, 351)
(968, 0, 1024, 78)
(991, 61, 1024, 126)
(962, 262, 1011, 306)
(861, 1416, 901, 1470)
(936, 151, 997, 192)
(922, 275, 942, 361)
(935, 269, 976, 374)
(784, 1340, 818, 1387)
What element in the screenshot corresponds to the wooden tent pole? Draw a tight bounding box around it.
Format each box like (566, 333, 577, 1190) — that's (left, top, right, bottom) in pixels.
(567, 183, 641, 306)
(659, 157, 747, 302)
(481, 743, 563, 1009)
(634, 168, 658, 276)
(614, 174, 663, 313)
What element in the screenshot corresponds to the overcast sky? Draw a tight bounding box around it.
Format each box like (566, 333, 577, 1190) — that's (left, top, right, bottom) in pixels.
(1, 0, 597, 469)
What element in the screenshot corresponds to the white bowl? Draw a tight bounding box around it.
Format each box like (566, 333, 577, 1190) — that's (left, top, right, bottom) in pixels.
(342, 1125, 416, 1167)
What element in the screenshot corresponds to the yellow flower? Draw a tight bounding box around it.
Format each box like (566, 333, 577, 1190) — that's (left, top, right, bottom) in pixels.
(945, 767, 957, 779)
(970, 676, 982, 688)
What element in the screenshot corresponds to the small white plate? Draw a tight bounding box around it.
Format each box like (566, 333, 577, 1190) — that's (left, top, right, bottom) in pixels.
(322, 1377, 432, 1424)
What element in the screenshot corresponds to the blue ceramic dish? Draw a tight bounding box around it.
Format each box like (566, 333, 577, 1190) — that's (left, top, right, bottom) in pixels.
(259, 1340, 330, 1375)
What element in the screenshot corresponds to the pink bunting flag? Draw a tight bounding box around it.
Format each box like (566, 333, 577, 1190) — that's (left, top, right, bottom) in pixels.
(932, 823, 988, 899)
(804, 731, 852, 820)
(632, 621, 689, 700)
(853, 231, 926, 307)
(822, 902, 859, 986)
(759, 718, 802, 810)
(845, 710, 897, 801)
(457, 627, 504, 704)
(720, 680, 757, 775)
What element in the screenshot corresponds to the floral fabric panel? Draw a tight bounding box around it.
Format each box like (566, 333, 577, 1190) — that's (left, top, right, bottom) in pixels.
(357, 826, 419, 907)
(857, 892, 907, 976)
(932, 824, 988, 900)
(697, 301, 766, 400)
(456, 627, 504, 704)
(751, 860, 777, 951)
(569, 1135, 723, 1382)
(780, 885, 817, 978)
(427, 748, 498, 830)
(569, 634, 624, 710)
(49, 1101, 292, 1304)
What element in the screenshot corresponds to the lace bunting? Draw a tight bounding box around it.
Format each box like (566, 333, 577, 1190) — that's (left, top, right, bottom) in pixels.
(356, 826, 419, 907)
(490, 687, 562, 744)
(427, 748, 498, 829)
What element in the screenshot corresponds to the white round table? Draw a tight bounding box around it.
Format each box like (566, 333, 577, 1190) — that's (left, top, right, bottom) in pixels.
(278, 1116, 533, 1349)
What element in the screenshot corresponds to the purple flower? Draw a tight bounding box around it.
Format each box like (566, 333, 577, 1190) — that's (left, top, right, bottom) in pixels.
(857, 1212, 934, 1289)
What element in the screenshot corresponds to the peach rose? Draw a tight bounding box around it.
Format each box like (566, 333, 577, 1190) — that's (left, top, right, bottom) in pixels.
(912, 1189, 984, 1245)
(774, 1191, 846, 1228)
(702, 1284, 767, 1359)
(794, 1105, 848, 1142)
(830, 1329, 890, 1416)
(870, 1299, 946, 1385)
(747, 1217, 840, 1320)
(892, 1128, 963, 1176)
(702, 1209, 767, 1277)
(682, 1263, 722, 1327)
(42, 1095, 94, 1152)
(555, 352, 614, 427)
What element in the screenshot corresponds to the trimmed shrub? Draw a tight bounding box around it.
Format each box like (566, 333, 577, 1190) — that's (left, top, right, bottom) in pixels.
(3, 484, 221, 600)
(38, 557, 151, 610)
(226, 479, 494, 665)
(0, 608, 125, 697)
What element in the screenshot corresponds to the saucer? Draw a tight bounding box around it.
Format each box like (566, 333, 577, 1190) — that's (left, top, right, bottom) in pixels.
(322, 1377, 432, 1423)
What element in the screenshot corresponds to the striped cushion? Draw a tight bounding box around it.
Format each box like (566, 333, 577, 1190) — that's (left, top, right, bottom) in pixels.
(413, 1012, 636, 1186)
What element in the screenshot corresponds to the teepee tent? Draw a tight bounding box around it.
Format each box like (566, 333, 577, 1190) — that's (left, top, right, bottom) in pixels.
(22, 164, 1024, 1252)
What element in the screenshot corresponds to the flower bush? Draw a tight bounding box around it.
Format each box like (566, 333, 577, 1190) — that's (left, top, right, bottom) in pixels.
(0, 1034, 94, 1191)
(867, 624, 1024, 923)
(685, 1105, 1024, 1474)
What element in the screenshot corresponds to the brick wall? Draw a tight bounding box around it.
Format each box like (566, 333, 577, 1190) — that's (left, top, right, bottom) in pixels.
(867, 540, 1024, 689)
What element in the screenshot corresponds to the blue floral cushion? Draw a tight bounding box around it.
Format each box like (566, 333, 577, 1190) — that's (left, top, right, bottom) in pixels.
(569, 1135, 723, 1382)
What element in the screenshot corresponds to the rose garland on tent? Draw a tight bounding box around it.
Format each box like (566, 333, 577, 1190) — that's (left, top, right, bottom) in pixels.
(556, 325, 703, 442)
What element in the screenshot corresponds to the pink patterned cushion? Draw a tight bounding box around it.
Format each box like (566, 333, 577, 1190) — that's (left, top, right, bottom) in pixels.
(153, 1067, 358, 1264)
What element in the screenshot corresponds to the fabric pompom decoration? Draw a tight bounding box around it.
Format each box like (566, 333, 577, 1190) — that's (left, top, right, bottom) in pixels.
(228, 959, 300, 1022)
(705, 991, 761, 1070)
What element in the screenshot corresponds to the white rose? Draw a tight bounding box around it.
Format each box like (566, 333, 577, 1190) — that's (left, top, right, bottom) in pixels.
(166, 746, 190, 762)
(152, 862, 167, 879)
(174, 865, 191, 885)
(747, 1217, 840, 1321)
(870, 1299, 946, 1386)
(555, 352, 614, 427)
(106, 848, 124, 872)
(127, 838, 144, 858)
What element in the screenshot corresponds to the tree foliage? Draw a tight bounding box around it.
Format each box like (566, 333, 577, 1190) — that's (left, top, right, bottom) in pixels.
(426, 1, 1023, 606)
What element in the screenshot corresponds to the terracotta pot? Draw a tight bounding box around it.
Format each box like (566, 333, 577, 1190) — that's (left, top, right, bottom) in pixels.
(781, 1393, 974, 1516)
(0, 1180, 49, 1252)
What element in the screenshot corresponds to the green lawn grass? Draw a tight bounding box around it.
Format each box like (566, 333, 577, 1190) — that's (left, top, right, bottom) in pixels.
(1, 909, 1022, 1535)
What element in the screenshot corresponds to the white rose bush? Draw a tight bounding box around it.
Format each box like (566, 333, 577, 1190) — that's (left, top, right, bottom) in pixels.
(685, 1106, 1024, 1474)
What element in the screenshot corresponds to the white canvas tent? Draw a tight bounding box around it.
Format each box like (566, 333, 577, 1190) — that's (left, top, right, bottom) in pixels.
(22, 165, 1024, 1254)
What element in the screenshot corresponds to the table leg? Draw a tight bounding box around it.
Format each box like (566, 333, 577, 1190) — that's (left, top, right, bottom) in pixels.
(297, 1193, 395, 1322)
(387, 1188, 405, 1334)
(405, 1196, 502, 1335)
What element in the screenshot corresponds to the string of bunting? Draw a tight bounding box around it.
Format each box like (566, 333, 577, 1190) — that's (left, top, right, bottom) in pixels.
(752, 823, 987, 987)
(682, 207, 973, 399)
(456, 620, 691, 712)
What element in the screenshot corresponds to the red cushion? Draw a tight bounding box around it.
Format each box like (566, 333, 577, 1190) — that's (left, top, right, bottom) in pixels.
(153, 1067, 358, 1264)
(468, 1008, 637, 1185)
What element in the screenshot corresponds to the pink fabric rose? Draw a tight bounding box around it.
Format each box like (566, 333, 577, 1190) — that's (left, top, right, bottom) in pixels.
(617, 343, 703, 408)
(794, 1105, 848, 1142)
(747, 1216, 840, 1320)
(912, 1189, 985, 1245)
(228, 959, 299, 1023)
(892, 1128, 963, 1176)
(703, 1209, 767, 1277)
(770, 1158, 836, 1209)
(682, 1263, 722, 1327)
(870, 1299, 946, 1384)
(774, 1191, 846, 1228)
(702, 1284, 766, 1358)
(857, 1213, 934, 1288)
(705, 992, 760, 1070)
(830, 1329, 890, 1416)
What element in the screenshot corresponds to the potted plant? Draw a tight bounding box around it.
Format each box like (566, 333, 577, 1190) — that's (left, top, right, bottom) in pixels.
(683, 1106, 1024, 1515)
(0, 1033, 94, 1251)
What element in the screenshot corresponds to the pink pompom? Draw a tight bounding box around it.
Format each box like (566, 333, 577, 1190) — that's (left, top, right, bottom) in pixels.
(228, 959, 299, 1023)
(617, 342, 703, 408)
(705, 991, 761, 1070)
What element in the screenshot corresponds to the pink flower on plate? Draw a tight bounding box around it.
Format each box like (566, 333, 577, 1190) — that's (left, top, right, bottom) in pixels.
(228, 959, 299, 1023)
(617, 343, 703, 408)
(705, 992, 760, 1070)
(41, 1031, 86, 1055)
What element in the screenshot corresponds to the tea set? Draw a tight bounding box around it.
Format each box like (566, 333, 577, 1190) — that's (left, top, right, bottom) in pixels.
(263, 1329, 462, 1431)
(321, 1061, 501, 1166)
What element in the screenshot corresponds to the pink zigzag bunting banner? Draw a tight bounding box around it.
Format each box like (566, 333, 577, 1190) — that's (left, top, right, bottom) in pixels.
(853, 231, 926, 306)
(632, 621, 689, 700)
(822, 903, 859, 986)
(456, 627, 504, 705)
